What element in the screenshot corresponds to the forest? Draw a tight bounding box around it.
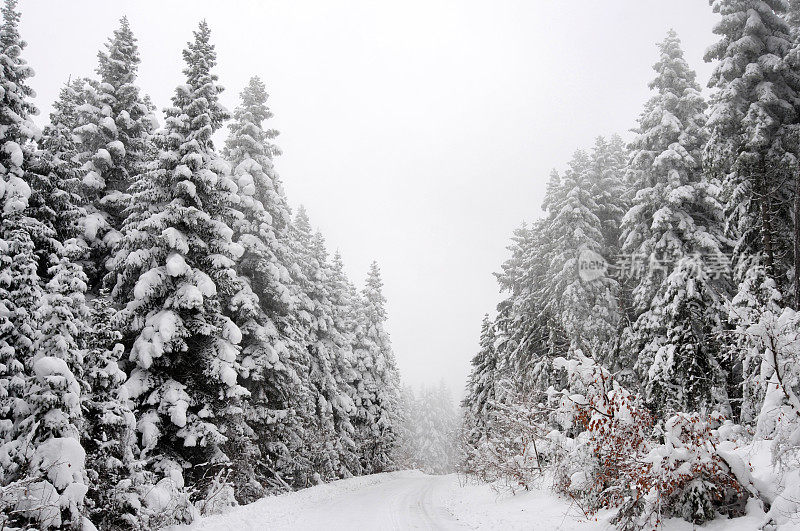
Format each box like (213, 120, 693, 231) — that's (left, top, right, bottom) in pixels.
(461, 1, 800, 529)
(0, 0, 436, 527)
(5, 0, 800, 529)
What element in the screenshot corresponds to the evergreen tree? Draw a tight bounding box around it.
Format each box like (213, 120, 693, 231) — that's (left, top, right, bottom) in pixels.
(705, 0, 798, 287)
(0, 0, 45, 468)
(727, 265, 782, 423)
(622, 30, 719, 313)
(75, 17, 155, 290)
(634, 257, 730, 415)
(224, 76, 311, 495)
(410, 382, 458, 475)
(325, 251, 360, 477)
(783, 1, 800, 307)
(223, 76, 293, 317)
(589, 135, 628, 255)
(30, 79, 87, 262)
(82, 293, 144, 527)
(392, 385, 418, 470)
(0, 229, 39, 448)
(296, 227, 341, 482)
(353, 262, 399, 473)
(13, 259, 90, 528)
(493, 222, 552, 386)
(462, 315, 498, 445)
(621, 30, 730, 413)
(545, 150, 619, 353)
(110, 21, 248, 509)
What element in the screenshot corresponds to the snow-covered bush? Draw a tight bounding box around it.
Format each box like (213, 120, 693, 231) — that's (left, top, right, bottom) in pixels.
(548, 353, 652, 511)
(543, 353, 748, 529)
(612, 414, 746, 530)
(460, 382, 549, 492)
(744, 306, 800, 527)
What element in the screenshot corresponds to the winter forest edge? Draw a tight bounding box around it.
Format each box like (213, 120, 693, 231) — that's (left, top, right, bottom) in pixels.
(461, 1, 800, 529)
(2, 0, 800, 530)
(0, 1, 422, 527)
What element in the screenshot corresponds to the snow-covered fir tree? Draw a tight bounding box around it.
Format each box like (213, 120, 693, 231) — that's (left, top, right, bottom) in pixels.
(110, 21, 250, 512)
(82, 292, 145, 527)
(10, 258, 91, 528)
(326, 251, 360, 476)
(462, 315, 498, 445)
(545, 150, 620, 354)
(705, 0, 798, 288)
(223, 76, 313, 495)
(727, 264, 783, 424)
(636, 256, 730, 415)
(285, 207, 338, 484)
(0, 0, 47, 482)
(621, 30, 717, 313)
(75, 17, 155, 290)
(353, 262, 399, 473)
(398, 383, 458, 475)
(619, 31, 730, 410)
(29, 79, 87, 261)
(588, 135, 628, 255)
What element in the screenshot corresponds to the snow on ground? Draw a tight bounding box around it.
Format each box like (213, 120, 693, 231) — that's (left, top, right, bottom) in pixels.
(178, 471, 774, 530)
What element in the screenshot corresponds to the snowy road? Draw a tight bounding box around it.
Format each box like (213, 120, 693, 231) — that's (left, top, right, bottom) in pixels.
(182, 471, 768, 530)
(292, 474, 464, 530)
(182, 470, 621, 530)
(184, 472, 469, 530)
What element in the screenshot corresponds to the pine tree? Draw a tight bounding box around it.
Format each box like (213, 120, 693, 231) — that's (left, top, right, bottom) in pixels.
(494, 222, 551, 386)
(545, 150, 619, 354)
(110, 21, 248, 509)
(635, 256, 730, 415)
(623, 30, 730, 415)
(411, 383, 458, 475)
(462, 315, 498, 445)
(727, 265, 782, 423)
(223, 76, 311, 495)
(0, 0, 46, 474)
(75, 17, 155, 291)
(1, 254, 91, 528)
(705, 0, 798, 287)
(353, 262, 399, 473)
(295, 226, 340, 483)
(784, 1, 800, 308)
(13, 258, 90, 527)
(393, 385, 418, 470)
(589, 135, 628, 255)
(622, 30, 718, 313)
(285, 206, 345, 483)
(82, 293, 145, 528)
(29, 79, 87, 262)
(0, 229, 39, 449)
(223, 76, 293, 318)
(325, 251, 360, 477)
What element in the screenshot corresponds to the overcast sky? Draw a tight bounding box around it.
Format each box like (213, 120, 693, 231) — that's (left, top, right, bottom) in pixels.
(21, 0, 720, 400)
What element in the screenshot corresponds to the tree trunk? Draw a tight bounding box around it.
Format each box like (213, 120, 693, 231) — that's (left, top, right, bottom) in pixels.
(758, 172, 776, 282)
(795, 173, 800, 309)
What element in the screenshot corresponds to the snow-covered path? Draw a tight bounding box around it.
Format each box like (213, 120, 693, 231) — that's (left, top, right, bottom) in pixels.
(182, 472, 466, 530)
(291, 473, 462, 529)
(180, 470, 767, 530)
(181, 471, 607, 530)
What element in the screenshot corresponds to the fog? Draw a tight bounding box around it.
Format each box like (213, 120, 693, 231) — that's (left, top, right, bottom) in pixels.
(23, 0, 719, 399)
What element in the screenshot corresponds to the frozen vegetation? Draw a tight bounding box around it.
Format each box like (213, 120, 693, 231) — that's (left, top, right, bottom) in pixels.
(461, 4, 800, 529)
(2, 0, 800, 529)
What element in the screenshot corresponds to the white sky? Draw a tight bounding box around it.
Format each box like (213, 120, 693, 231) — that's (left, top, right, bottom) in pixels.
(21, 0, 720, 401)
